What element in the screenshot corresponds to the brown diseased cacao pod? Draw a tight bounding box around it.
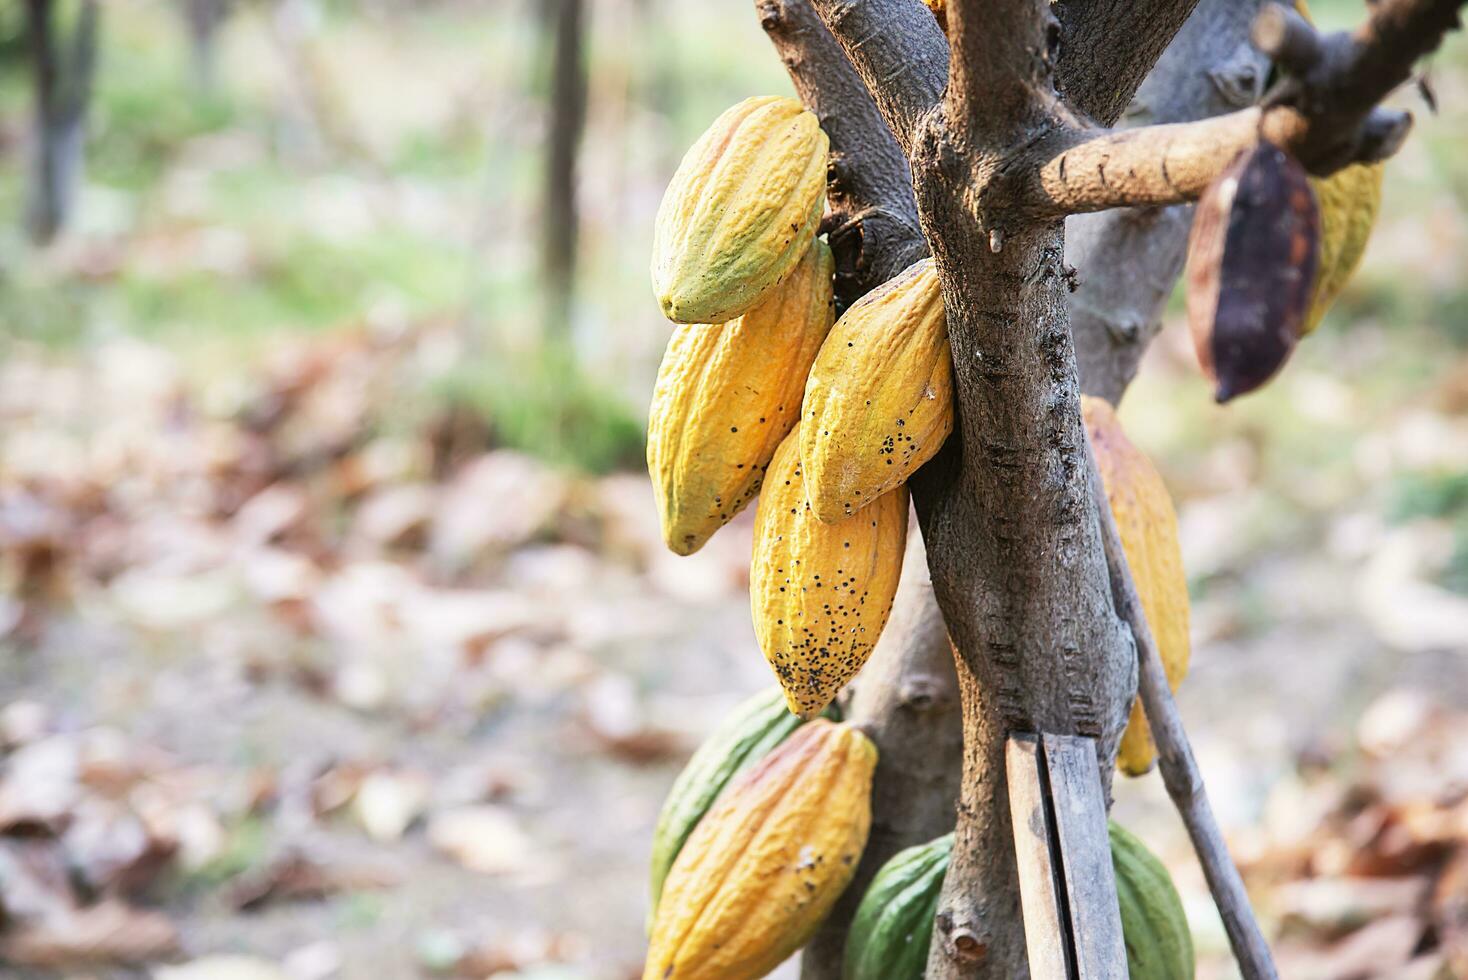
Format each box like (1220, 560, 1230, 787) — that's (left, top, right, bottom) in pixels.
(1186, 143, 1320, 403)
(647, 239, 835, 556)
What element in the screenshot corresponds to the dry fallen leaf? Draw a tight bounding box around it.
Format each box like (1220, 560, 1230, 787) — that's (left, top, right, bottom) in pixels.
(227, 851, 398, 911)
(426, 805, 533, 875)
(352, 769, 431, 842)
(578, 675, 687, 765)
(155, 955, 291, 980)
(0, 899, 178, 968)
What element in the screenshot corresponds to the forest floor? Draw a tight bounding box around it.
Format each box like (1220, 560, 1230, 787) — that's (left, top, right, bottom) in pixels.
(2, 316, 1468, 980)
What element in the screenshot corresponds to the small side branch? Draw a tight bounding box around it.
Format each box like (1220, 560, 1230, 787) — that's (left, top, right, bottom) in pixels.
(807, 0, 948, 152)
(1026, 0, 1462, 217)
(759, 0, 927, 304)
(1086, 441, 1279, 980)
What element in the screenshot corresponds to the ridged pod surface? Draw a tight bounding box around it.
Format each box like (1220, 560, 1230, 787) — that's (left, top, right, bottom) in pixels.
(800, 258, 952, 524)
(842, 834, 952, 980)
(647, 240, 835, 556)
(1304, 163, 1382, 335)
(842, 823, 1194, 980)
(1112, 821, 1196, 980)
(1082, 396, 1190, 776)
(651, 96, 829, 325)
(647, 687, 813, 918)
(751, 427, 908, 719)
(643, 719, 876, 980)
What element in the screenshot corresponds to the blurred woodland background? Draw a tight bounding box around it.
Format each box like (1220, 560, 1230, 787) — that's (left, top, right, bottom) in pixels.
(1, 0, 1467, 977)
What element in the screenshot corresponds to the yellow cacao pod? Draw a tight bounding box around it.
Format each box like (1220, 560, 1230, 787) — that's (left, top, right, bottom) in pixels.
(647, 240, 836, 556)
(751, 427, 908, 719)
(1082, 396, 1191, 776)
(651, 96, 829, 325)
(644, 719, 876, 980)
(1304, 162, 1382, 336)
(800, 258, 953, 524)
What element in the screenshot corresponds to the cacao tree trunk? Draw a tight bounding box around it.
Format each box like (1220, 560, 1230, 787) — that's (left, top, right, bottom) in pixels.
(771, 0, 1271, 974)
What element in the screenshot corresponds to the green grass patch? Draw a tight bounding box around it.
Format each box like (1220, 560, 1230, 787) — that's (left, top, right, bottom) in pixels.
(436, 342, 645, 475)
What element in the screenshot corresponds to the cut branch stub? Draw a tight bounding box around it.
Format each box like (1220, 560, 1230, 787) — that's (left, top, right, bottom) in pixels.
(1185, 142, 1320, 402)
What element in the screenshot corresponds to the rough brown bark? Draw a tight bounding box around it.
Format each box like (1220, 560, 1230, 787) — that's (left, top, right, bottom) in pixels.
(1053, 0, 1202, 125)
(801, 0, 947, 154)
(909, 215, 1133, 978)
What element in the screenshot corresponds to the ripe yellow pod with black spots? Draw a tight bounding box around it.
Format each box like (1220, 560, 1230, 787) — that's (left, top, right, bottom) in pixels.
(800, 258, 952, 524)
(751, 426, 908, 720)
(644, 719, 876, 980)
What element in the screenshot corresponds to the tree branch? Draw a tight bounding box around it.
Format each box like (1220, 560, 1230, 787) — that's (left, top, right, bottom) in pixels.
(1027, 0, 1462, 218)
(1053, 0, 1201, 125)
(806, 0, 948, 152)
(759, 0, 927, 308)
(946, 0, 1054, 141)
(1085, 441, 1279, 979)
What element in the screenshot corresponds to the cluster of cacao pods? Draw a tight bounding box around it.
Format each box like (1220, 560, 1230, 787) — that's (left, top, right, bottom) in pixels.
(647, 97, 955, 722)
(643, 92, 1204, 977)
(1186, 1, 1382, 403)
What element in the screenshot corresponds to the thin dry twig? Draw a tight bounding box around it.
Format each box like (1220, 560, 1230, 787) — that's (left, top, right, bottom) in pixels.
(1085, 437, 1280, 980)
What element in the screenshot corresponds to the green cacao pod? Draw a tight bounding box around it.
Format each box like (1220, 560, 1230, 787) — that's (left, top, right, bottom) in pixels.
(649, 687, 828, 917)
(841, 823, 1194, 980)
(843, 834, 952, 980)
(1112, 821, 1195, 980)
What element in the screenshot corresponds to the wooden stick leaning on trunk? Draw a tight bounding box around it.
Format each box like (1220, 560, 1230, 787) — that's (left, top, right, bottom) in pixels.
(1085, 438, 1280, 980)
